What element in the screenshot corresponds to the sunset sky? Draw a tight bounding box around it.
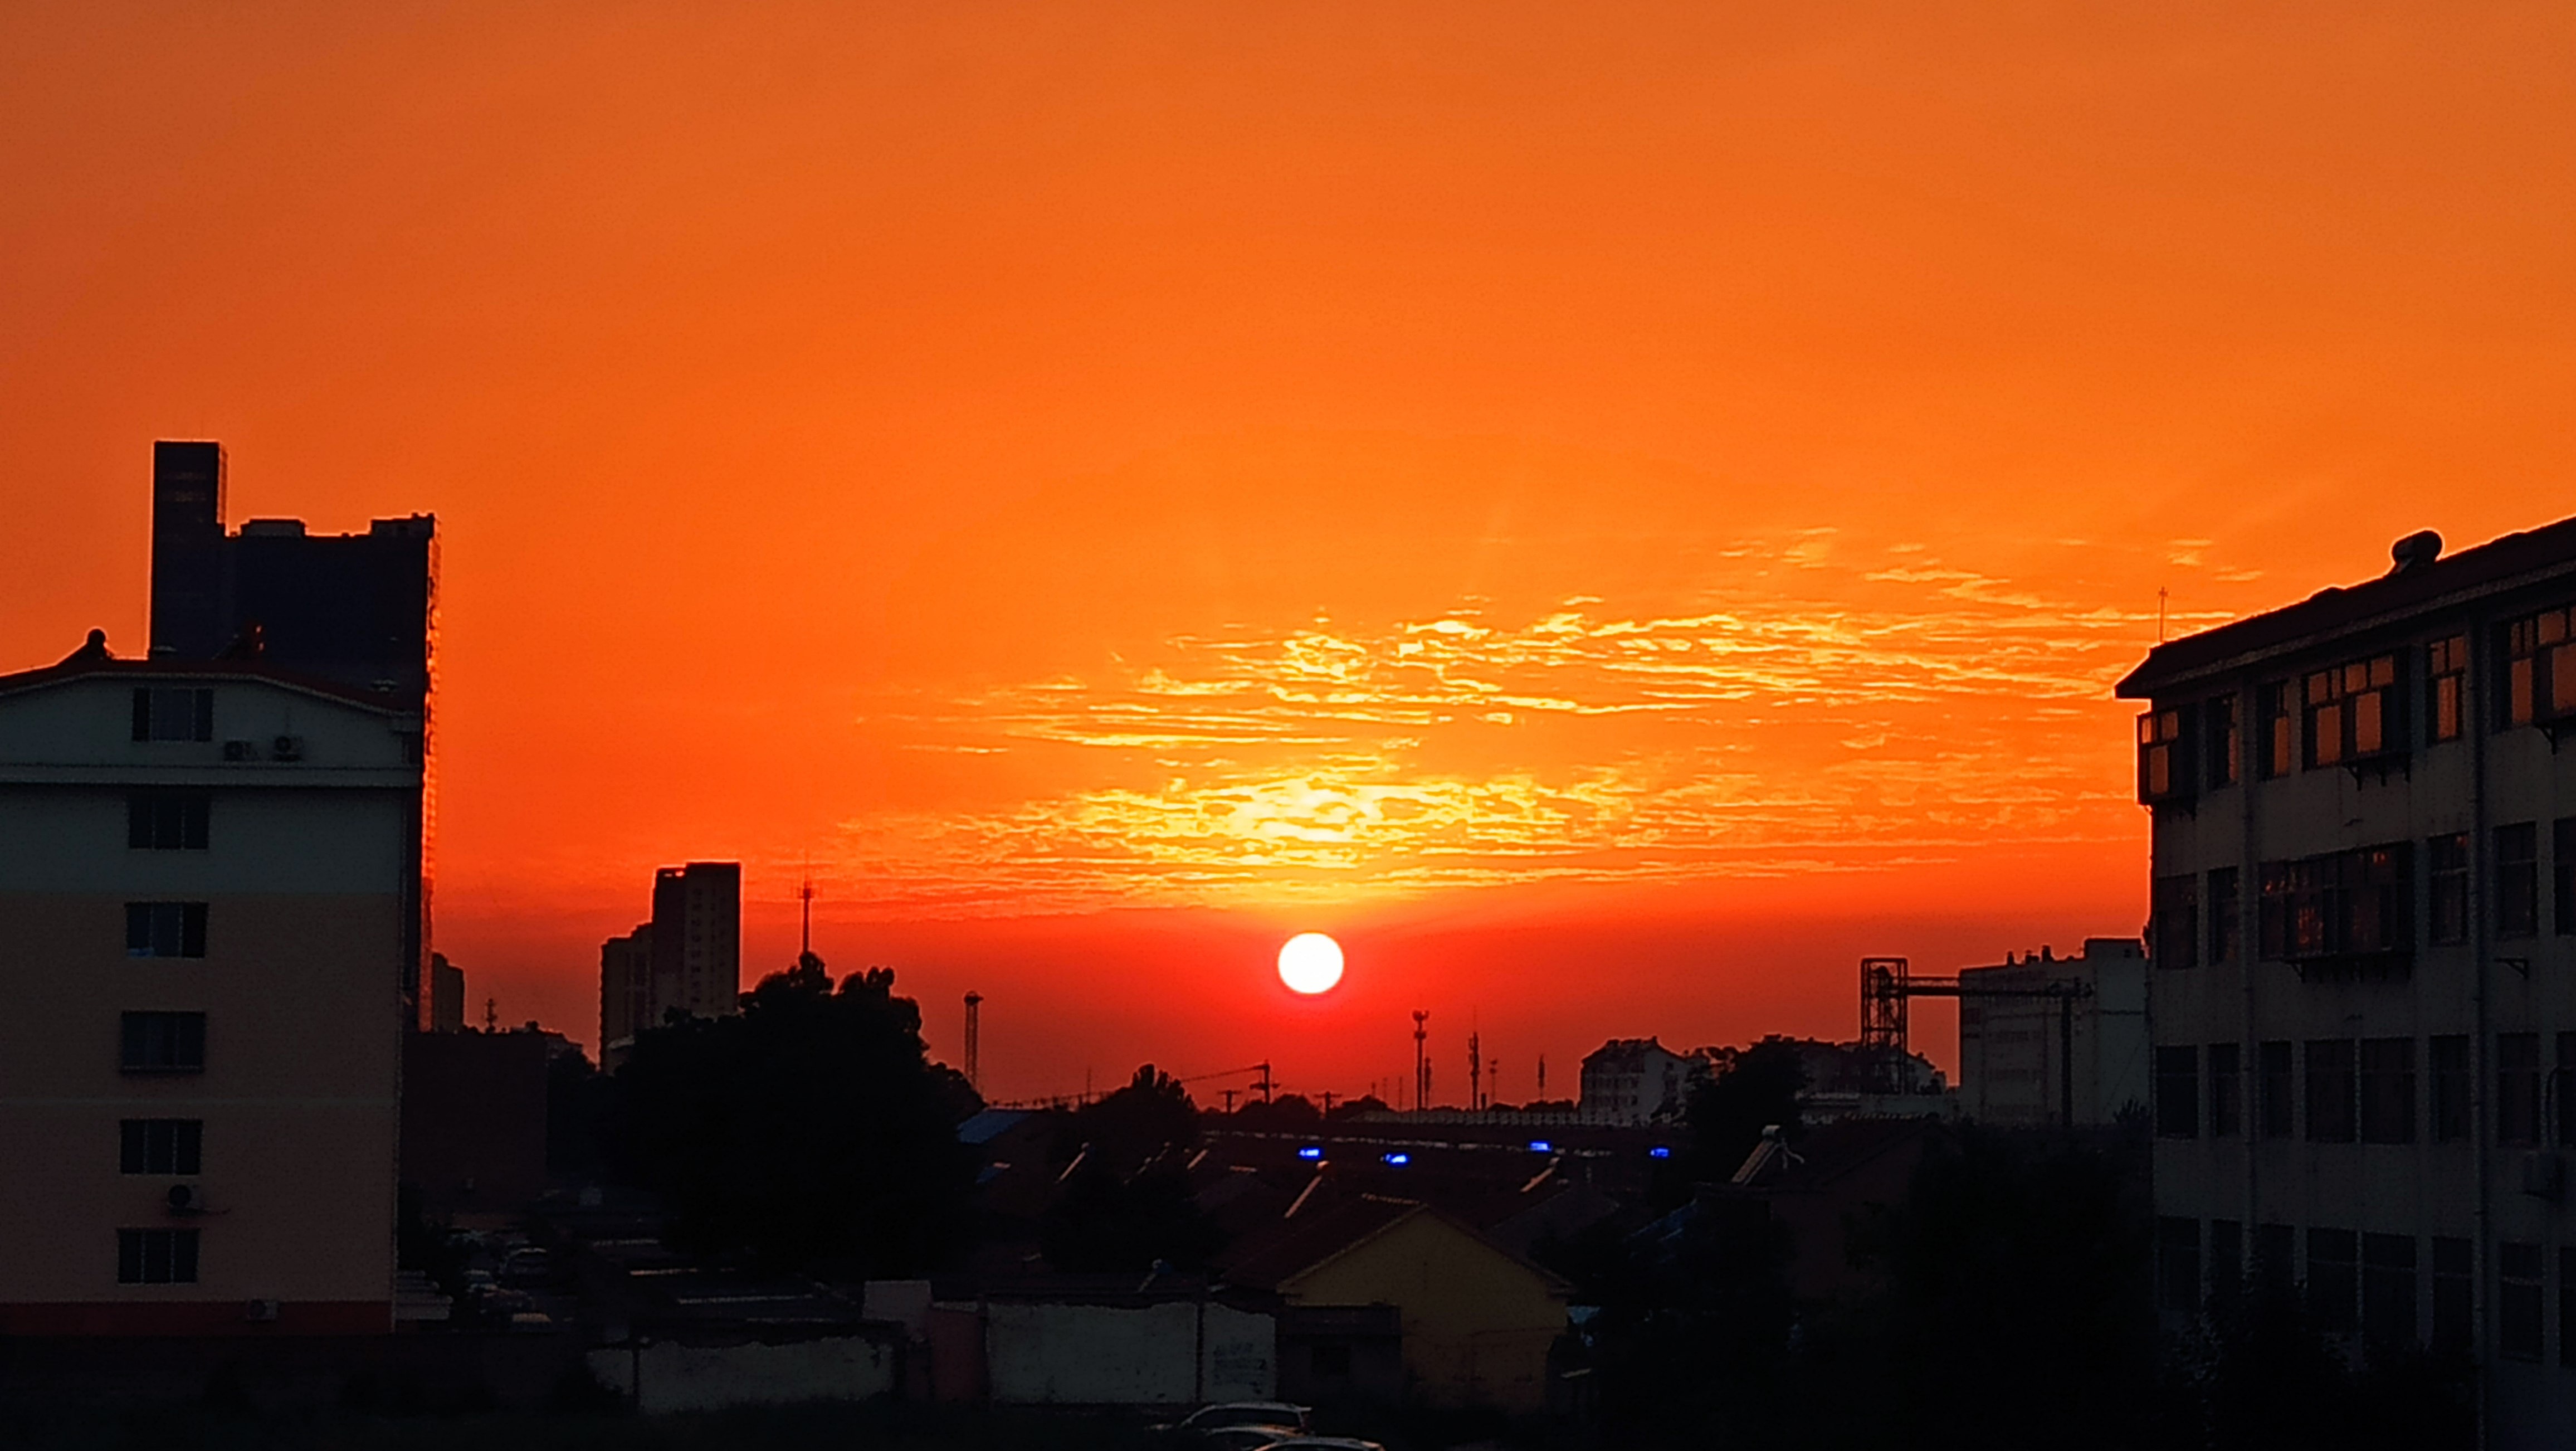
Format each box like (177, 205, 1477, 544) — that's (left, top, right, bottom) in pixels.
(5, 4, 2572, 1103)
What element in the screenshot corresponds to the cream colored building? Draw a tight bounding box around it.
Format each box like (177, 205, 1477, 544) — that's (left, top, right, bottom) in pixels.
(0, 647, 422, 1334)
(1957, 938, 2150, 1129)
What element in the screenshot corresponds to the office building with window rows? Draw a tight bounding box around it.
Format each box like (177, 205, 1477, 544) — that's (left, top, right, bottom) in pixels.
(2121, 520, 2576, 1443)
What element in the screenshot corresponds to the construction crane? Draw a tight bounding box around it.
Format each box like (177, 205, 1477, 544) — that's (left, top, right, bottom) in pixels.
(1859, 956, 2093, 1130)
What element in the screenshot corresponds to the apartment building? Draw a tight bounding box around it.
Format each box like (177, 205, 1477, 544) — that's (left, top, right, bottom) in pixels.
(2120, 521, 2576, 1443)
(0, 646, 423, 1333)
(1579, 1038, 1706, 1124)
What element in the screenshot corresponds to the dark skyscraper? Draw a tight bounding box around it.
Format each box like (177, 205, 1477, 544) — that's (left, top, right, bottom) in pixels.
(146, 441, 439, 1025)
(148, 441, 230, 661)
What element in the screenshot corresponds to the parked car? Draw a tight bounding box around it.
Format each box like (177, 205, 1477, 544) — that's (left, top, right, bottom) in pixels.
(1153, 1402, 1314, 1440)
(1260, 1440, 1386, 1451)
(1196, 1430, 1299, 1451)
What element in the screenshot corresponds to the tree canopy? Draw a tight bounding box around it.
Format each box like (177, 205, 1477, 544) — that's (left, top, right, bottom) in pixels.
(609, 954, 978, 1275)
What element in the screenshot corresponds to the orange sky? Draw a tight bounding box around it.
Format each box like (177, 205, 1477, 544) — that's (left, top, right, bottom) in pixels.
(4, 3, 2573, 1101)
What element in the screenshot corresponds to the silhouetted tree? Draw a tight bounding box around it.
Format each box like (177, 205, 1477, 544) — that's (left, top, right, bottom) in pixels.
(1035, 1064, 1220, 1271)
(2188, 1283, 2472, 1451)
(1229, 1092, 1322, 1132)
(545, 1044, 612, 1174)
(1067, 1064, 1201, 1162)
(1327, 1093, 1392, 1121)
(608, 955, 976, 1274)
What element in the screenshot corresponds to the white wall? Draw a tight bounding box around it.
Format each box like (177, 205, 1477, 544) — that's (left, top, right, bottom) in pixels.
(984, 1301, 1274, 1406)
(587, 1336, 896, 1414)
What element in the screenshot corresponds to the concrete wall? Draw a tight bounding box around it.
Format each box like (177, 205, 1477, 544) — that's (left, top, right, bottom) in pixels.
(982, 1300, 1275, 1406)
(586, 1335, 895, 1414)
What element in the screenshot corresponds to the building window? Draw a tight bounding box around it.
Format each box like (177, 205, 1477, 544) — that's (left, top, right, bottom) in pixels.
(124, 902, 207, 958)
(2209, 1042, 2241, 1137)
(126, 793, 209, 851)
(2209, 1219, 2243, 1309)
(2498, 822, 2540, 938)
(2306, 1040, 2357, 1143)
(2501, 1241, 2545, 1360)
(2258, 1041, 2295, 1139)
(118, 1012, 204, 1073)
(2153, 875, 2199, 968)
(2359, 1038, 2414, 1145)
(2304, 654, 2402, 767)
(2204, 695, 2240, 788)
(2558, 820, 2576, 937)
(2504, 605, 2576, 727)
(2256, 1223, 2297, 1296)
(119, 1119, 202, 1176)
(129, 687, 213, 744)
(2362, 1233, 2417, 1345)
(2208, 867, 2240, 964)
(2499, 1033, 2543, 1145)
(2136, 708, 2188, 801)
(2430, 1035, 2470, 1142)
(2426, 634, 2467, 742)
(2309, 1228, 2358, 1332)
(2157, 1046, 2198, 1138)
(2257, 845, 2413, 966)
(2157, 1217, 2201, 1313)
(2428, 834, 2469, 944)
(2260, 682, 2294, 778)
(116, 1228, 199, 1285)
(2432, 1237, 2472, 1350)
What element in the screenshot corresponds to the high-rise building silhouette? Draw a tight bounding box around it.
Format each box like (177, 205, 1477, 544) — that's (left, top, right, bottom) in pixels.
(598, 863, 741, 1063)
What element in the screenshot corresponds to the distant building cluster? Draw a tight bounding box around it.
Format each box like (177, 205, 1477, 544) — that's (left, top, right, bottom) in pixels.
(598, 862, 743, 1065)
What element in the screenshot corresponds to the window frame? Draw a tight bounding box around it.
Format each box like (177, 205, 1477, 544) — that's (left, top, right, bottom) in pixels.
(118, 1011, 206, 1074)
(118, 1118, 203, 1176)
(129, 687, 213, 744)
(124, 902, 208, 959)
(115, 1227, 200, 1285)
(2426, 634, 2467, 743)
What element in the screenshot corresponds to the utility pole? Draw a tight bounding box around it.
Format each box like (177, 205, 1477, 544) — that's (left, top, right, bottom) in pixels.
(1467, 1031, 1483, 1112)
(1320, 1089, 1338, 1116)
(1538, 1054, 1547, 1100)
(1258, 1060, 1274, 1106)
(1219, 1088, 1238, 1115)
(963, 991, 982, 1093)
(1412, 1011, 1430, 1112)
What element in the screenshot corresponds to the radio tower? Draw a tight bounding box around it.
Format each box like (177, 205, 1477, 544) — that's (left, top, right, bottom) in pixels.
(1412, 1010, 1430, 1112)
(1467, 1030, 1482, 1112)
(798, 870, 816, 962)
(964, 991, 983, 1093)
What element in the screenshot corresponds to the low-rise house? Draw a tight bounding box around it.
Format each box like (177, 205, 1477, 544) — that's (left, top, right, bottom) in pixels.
(1215, 1195, 1570, 1413)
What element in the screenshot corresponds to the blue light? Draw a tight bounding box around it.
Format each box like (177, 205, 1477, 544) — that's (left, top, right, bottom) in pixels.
(1649, 1146, 1672, 1159)
(1382, 1152, 1411, 1166)
(1527, 1140, 1553, 1153)
(1297, 1145, 1323, 1161)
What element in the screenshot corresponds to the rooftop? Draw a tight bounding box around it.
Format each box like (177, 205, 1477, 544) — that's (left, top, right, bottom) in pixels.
(2118, 515, 2576, 698)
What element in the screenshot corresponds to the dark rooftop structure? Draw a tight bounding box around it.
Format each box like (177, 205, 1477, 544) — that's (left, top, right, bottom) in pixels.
(2119, 518, 2576, 698)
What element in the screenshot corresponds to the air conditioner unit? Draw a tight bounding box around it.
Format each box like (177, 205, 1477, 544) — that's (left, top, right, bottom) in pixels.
(243, 1299, 280, 1323)
(2521, 1152, 2564, 1200)
(167, 1184, 203, 1214)
(222, 740, 257, 762)
(271, 736, 304, 762)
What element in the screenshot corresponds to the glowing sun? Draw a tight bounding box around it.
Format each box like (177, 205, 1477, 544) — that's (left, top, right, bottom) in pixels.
(1277, 932, 1345, 995)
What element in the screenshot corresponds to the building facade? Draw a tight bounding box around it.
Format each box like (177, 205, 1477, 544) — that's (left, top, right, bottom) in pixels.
(1957, 938, 2150, 1129)
(2122, 522, 2576, 1443)
(1578, 1038, 1706, 1125)
(0, 653, 423, 1333)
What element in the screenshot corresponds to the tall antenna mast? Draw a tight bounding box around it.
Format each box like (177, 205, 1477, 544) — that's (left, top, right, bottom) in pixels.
(963, 991, 983, 1093)
(799, 868, 815, 958)
(1467, 1030, 1482, 1112)
(1412, 1010, 1430, 1112)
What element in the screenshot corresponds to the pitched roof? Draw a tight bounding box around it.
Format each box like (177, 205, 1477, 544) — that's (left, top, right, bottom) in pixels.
(1211, 1195, 1423, 1292)
(2118, 514, 2576, 698)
